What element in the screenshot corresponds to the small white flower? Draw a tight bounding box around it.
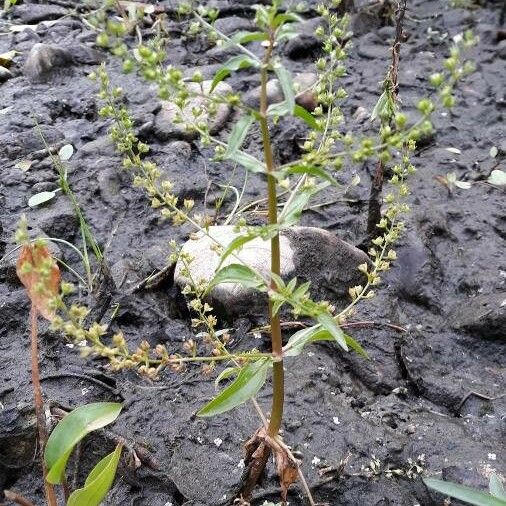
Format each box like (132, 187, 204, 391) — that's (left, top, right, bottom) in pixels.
(253, 332, 262, 339)
(333, 416, 340, 425)
(311, 456, 321, 466)
(488, 453, 497, 461)
(237, 459, 245, 469)
(214, 437, 223, 448)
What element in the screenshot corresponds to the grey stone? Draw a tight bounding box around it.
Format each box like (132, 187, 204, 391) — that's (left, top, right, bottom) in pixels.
(357, 34, 388, 60)
(66, 44, 104, 65)
(153, 81, 232, 141)
(79, 136, 115, 157)
(28, 199, 78, 243)
(449, 292, 506, 340)
(351, 10, 382, 37)
(214, 16, 254, 35)
(23, 43, 72, 82)
(243, 72, 318, 111)
(0, 66, 13, 83)
(110, 259, 141, 290)
(497, 39, 506, 59)
(13, 3, 67, 24)
(174, 225, 369, 318)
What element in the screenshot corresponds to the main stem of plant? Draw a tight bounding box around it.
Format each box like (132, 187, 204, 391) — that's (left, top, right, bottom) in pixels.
(259, 37, 284, 439)
(30, 307, 58, 506)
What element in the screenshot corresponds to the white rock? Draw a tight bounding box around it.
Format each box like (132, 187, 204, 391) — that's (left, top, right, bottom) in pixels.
(174, 225, 369, 319)
(23, 43, 72, 82)
(154, 80, 232, 140)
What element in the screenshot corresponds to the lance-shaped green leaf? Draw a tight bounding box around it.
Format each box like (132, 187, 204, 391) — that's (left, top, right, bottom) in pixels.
(230, 31, 268, 45)
(227, 150, 266, 173)
(216, 225, 280, 270)
(284, 325, 367, 358)
(424, 478, 506, 506)
(279, 181, 330, 226)
(45, 402, 122, 484)
(214, 366, 240, 388)
(211, 55, 259, 92)
(208, 264, 266, 292)
(273, 12, 303, 27)
(282, 164, 339, 185)
(197, 359, 271, 417)
(316, 312, 348, 351)
(293, 104, 320, 130)
(224, 114, 255, 158)
(490, 475, 506, 501)
(273, 63, 295, 114)
(67, 444, 123, 506)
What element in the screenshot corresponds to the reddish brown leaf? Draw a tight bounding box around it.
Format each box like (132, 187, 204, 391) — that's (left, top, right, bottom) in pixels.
(17, 243, 60, 321)
(273, 444, 299, 502)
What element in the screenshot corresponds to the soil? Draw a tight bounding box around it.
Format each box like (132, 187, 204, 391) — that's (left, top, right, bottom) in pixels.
(0, 1, 505, 505)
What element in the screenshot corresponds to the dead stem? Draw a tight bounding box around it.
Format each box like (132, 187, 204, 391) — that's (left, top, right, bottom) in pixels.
(3, 490, 36, 506)
(30, 307, 58, 506)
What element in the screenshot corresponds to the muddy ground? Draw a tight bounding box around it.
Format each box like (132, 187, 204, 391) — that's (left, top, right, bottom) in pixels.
(0, 0, 505, 505)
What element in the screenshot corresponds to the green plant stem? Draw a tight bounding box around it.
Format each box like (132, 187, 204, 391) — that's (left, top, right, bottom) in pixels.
(30, 307, 58, 506)
(258, 36, 284, 439)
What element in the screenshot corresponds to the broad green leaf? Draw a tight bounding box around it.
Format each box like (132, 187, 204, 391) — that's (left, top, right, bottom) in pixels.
(227, 150, 265, 173)
(214, 367, 240, 388)
(224, 115, 255, 158)
(273, 63, 295, 114)
(67, 444, 122, 506)
(267, 100, 291, 117)
(58, 144, 74, 161)
(344, 333, 369, 358)
(488, 169, 506, 186)
(316, 312, 347, 351)
(424, 478, 506, 506)
(217, 225, 281, 270)
(283, 164, 338, 185)
(490, 475, 506, 500)
(208, 264, 265, 292)
(230, 31, 268, 45)
(45, 402, 122, 484)
(28, 191, 56, 207)
(293, 104, 319, 130)
(197, 359, 271, 417)
(284, 325, 323, 357)
(211, 55, 259, 92)
(273, 12, 302, 27)
(217, 234, 256, 270)
(284, 326, 367, 358)
(276, 23, 300, 42)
